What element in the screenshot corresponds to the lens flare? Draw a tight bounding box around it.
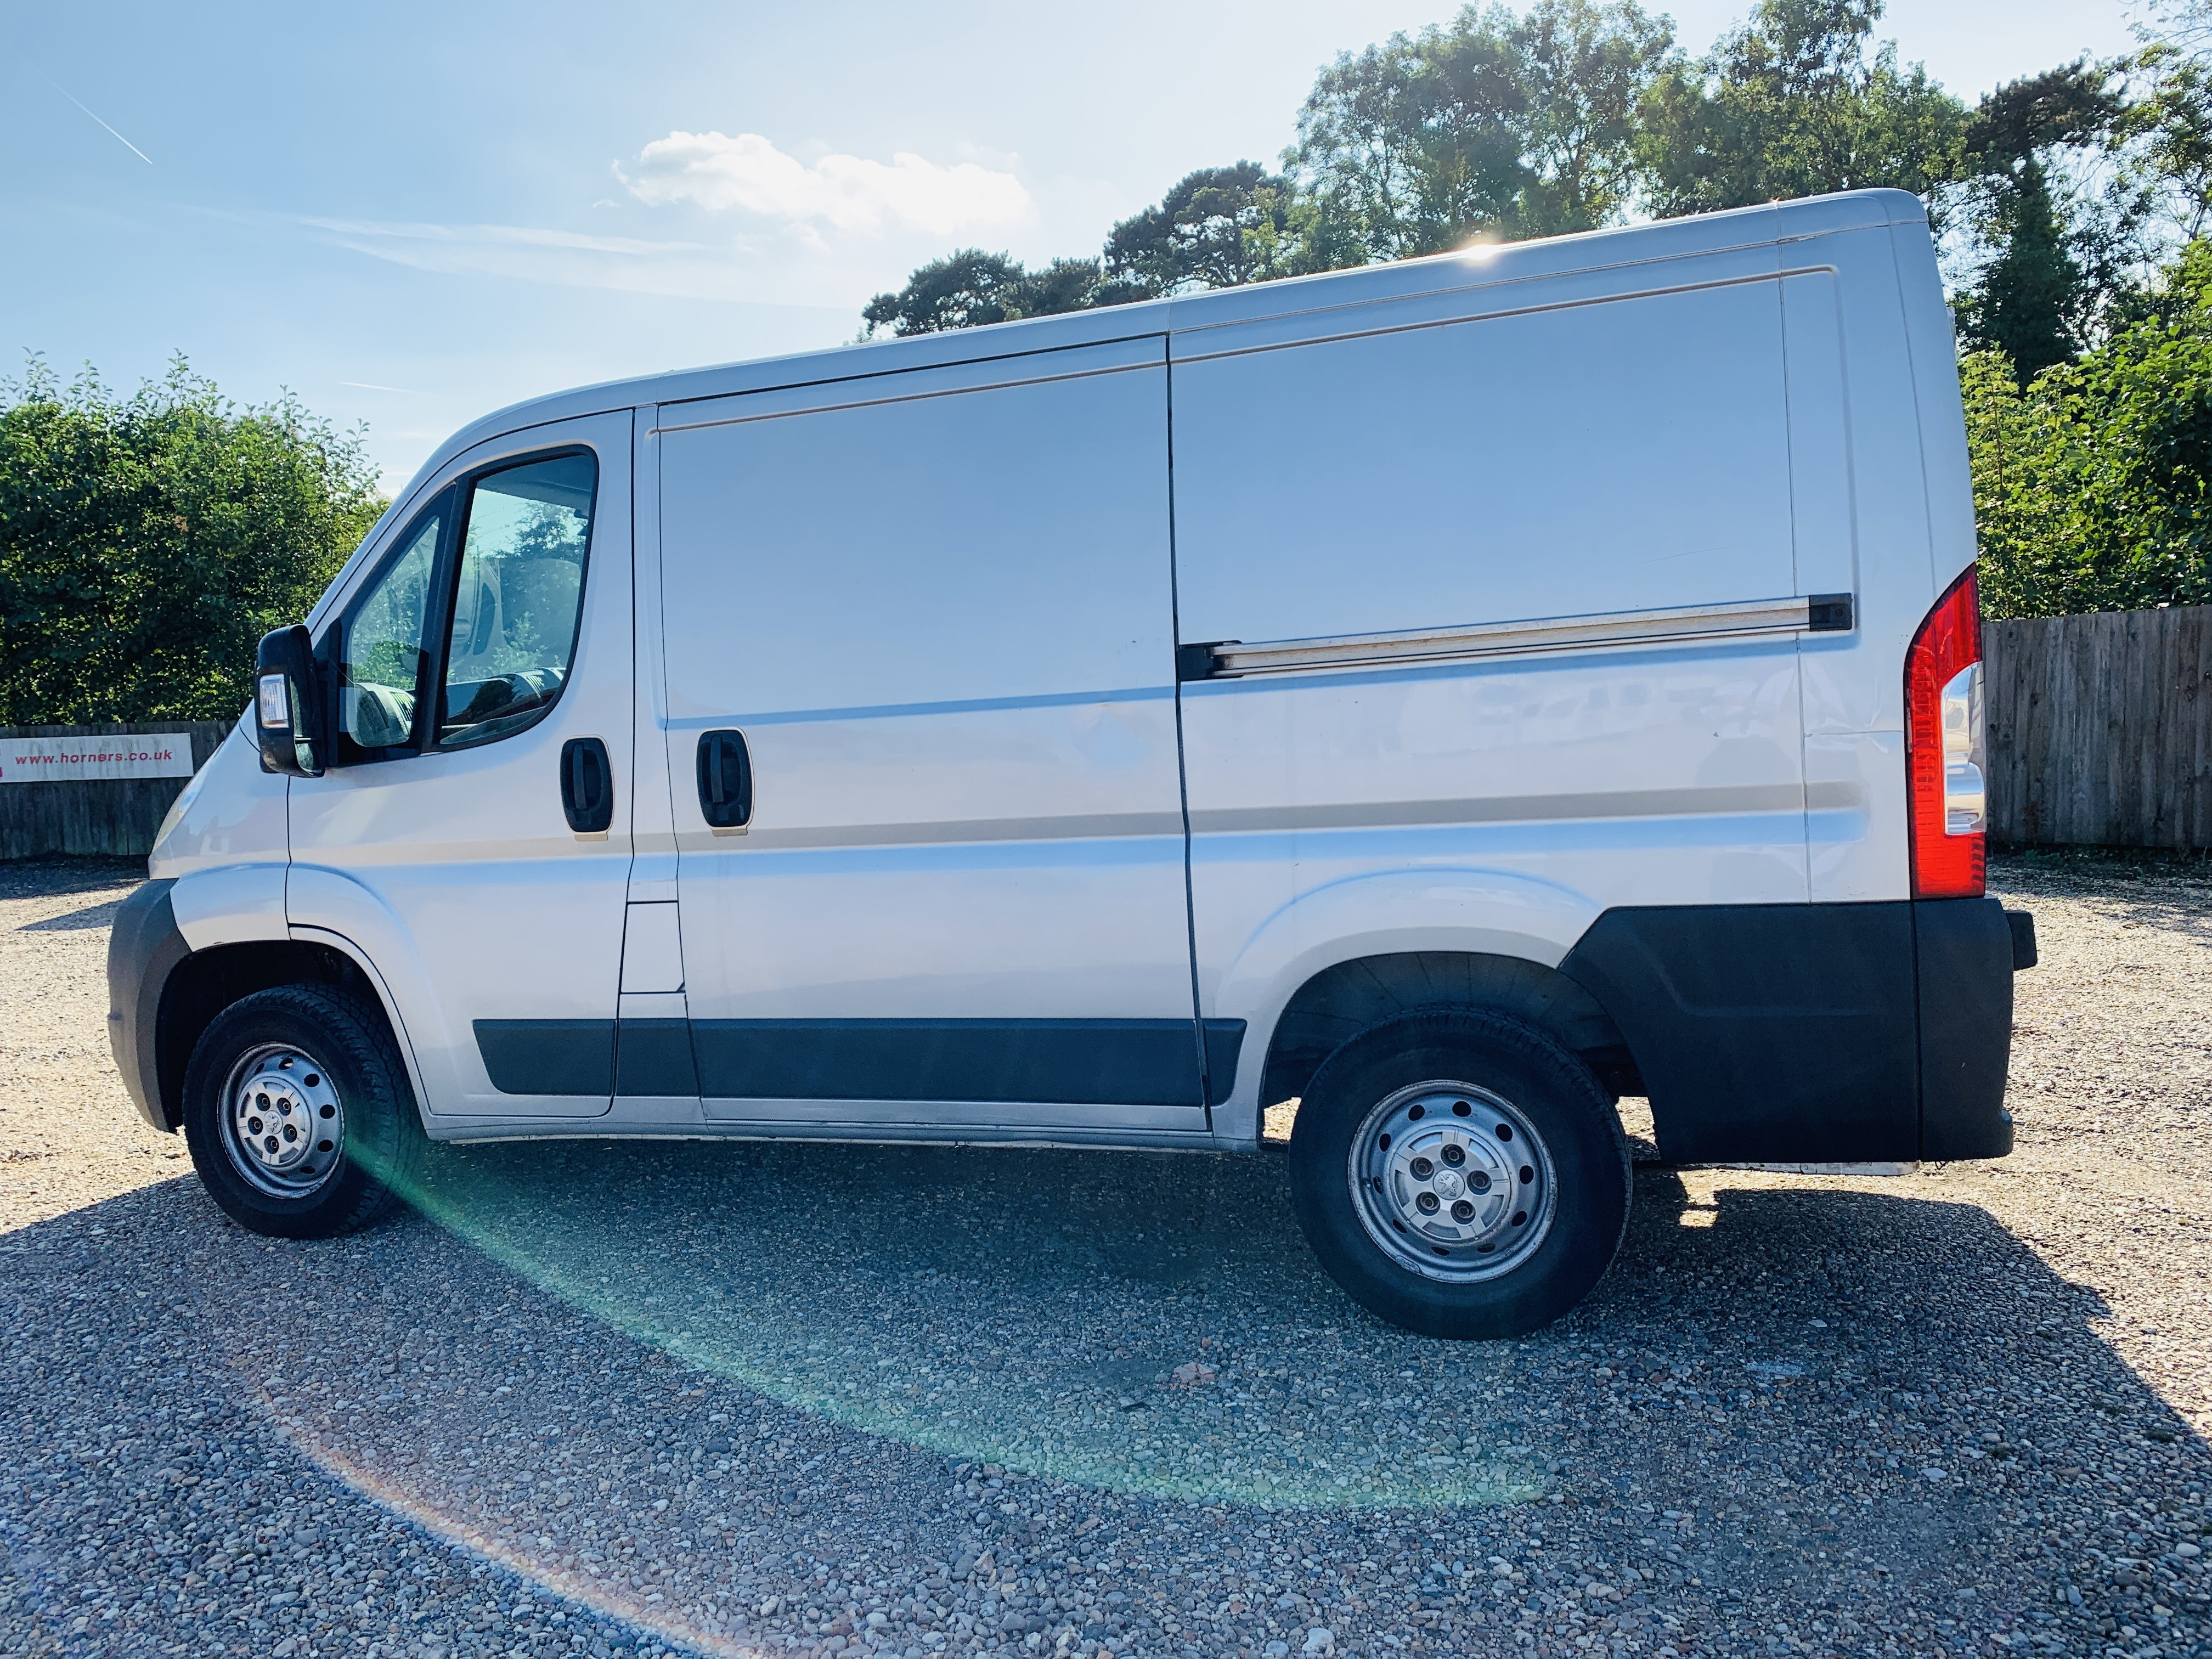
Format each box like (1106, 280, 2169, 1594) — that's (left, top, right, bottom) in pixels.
(381, 1138, 1549, 1515)
(255, 1395, 765, 1656)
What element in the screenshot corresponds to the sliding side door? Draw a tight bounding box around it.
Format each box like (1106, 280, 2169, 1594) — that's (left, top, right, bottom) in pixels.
(657, 338, 1221, 1135)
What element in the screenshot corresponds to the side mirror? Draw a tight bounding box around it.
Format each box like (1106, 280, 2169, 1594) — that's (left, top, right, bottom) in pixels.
(255, 624, 328, 777)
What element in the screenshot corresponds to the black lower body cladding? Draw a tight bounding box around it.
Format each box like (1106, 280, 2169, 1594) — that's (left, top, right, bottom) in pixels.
(106, 877, 187, 1132)
(1559, 897, 2023, 1165)
(472, 1017, 1249, 1106)
(1914, 898, 2019, 1160)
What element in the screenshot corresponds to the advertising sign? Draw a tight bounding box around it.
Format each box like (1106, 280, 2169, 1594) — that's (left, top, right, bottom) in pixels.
(0, 733, 199, 783)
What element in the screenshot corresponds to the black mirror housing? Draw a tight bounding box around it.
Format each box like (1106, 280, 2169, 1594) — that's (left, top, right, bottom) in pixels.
(255, 624, 327, 777)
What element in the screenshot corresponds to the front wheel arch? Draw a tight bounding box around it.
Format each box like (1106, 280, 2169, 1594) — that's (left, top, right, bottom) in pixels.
(180, 983, 426, 1238)
(153, 941, 376, 1131)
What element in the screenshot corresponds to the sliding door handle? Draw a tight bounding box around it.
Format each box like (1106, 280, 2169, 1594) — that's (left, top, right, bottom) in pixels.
(695, 729, 753, 830)
(560, 737, 614, 834)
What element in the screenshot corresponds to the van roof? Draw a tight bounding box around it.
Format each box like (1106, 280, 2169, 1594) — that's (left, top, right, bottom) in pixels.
(397, 187, 1925, 506)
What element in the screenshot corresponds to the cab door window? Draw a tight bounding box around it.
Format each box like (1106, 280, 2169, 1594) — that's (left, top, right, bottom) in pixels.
(437, 453, 596, 749)
(334, 499, 443, 762)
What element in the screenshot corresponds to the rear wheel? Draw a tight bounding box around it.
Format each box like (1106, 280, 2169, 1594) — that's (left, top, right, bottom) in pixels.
(182, 984, 426, 1239)
(1287, 1007, 1629, 1339)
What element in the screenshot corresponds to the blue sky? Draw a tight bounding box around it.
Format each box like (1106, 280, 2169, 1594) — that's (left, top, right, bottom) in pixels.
(3, 0, 2141, 491)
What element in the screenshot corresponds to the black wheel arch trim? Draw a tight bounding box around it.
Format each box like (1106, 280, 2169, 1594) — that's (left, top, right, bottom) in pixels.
(1258, 950, 1638, 1114)
(1556, 897, 2019, 1165)
(108, 890, 425, 1137)
(107, 879, 190, 1132)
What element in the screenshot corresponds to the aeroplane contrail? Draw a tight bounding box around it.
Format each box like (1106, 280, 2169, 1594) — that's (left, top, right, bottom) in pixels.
(44, 74, 153, 166)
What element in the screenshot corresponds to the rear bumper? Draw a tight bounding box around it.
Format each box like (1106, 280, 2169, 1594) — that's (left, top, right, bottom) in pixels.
(1560, 896, 2024, 1165)
(1915, 898, 2018, 1160)
(107, 879, 187, 1132)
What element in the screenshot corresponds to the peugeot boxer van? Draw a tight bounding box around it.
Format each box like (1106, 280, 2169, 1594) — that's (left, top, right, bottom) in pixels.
(108, 188, 2033, 1339)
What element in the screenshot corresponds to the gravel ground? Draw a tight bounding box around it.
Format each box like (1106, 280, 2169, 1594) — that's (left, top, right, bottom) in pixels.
(1, 850, 2209, 1659)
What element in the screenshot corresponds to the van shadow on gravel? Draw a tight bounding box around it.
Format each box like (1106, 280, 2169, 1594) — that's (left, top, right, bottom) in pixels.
(3, 1146, 2208, 1656)
(14, 896, 127, 932)
(398, 1139, 2203, 1519)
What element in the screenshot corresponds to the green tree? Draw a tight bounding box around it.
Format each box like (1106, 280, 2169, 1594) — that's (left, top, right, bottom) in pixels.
(860, 250, 1029, 337)
(1635, 0, 1967, 219)
(1288, 0, 1675, 264)
(2124, 3, 2212, 240)
(1953, 62, 2127, 380)
(0, 357, 385, 724)
(1502, 0, 1678, 232)
(1017, 257, 1129, 317)
(1289, 24, 1525, 264)
(1103, 162, 1295, 295)
(1965, 240, 2212, 617)
(858, 250, 1142, 337)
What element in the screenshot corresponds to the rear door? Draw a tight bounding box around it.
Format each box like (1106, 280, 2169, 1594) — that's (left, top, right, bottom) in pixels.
(655, 339, 1221, 1133)
(287, 413, 634, 1119)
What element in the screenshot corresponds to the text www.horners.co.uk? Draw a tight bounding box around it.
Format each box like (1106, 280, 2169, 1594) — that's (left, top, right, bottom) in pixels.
(5, 748, 177, 766)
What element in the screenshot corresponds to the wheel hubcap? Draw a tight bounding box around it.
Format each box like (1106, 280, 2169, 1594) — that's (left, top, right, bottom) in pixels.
(221, 1044, 345, 1199)
(1347, 1079, 1556, 1283)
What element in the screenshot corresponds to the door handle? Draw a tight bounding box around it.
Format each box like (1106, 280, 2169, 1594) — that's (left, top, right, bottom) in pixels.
(560, 737, 614, 834)
(695, 729, 752, 830)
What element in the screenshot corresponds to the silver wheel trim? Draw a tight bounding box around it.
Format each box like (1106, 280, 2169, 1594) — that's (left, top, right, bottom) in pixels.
(219, 1042, 346, 1200)
(1347, 1078, 1558, 1284)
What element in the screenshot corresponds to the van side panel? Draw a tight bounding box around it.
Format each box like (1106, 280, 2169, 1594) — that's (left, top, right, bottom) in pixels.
(1798, 225, 1945, 903)
(148, 717, 289, 884)
(1174, 258, 1823, 1136)
(1892, 222, 1980, 600)
(1172, 264, 1797, 647)
(658, 339, 1206, 1129)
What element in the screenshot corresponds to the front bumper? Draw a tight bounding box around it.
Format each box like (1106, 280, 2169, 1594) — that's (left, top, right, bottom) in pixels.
(107, 878, 187, 1132)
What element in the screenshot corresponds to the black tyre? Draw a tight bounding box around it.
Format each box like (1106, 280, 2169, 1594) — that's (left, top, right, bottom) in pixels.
(1287, 1007, 1629, 1339)
(181, 984, 426, 1239)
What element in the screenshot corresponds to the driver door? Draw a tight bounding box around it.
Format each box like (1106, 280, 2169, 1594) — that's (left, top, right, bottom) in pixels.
(286, 412, 635, 1120)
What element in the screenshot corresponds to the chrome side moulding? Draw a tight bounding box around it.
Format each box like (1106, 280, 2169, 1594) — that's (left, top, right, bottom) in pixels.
(1178, 592, 1854, 681)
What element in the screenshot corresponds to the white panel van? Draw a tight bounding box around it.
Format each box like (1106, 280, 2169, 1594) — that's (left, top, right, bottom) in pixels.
(109, 189, 2034, 1338)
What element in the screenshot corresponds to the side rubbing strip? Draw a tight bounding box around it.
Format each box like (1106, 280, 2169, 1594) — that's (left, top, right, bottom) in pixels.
(616, 1019, 699, 1097)
(475, 1020, 615, 1096)
(693, 1018, 1244, 1107)
(479, 1017, 1244, 1107)
(1178, 593, 1855, 679)
(1201, 1019, 1246, 1107)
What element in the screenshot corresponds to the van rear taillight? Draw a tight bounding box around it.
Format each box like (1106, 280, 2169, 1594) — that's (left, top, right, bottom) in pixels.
(1905, 567, 1986, 898)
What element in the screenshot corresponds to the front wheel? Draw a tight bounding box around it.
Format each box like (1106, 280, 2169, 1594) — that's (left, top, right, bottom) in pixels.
(182, 984, 426, 1239)
(1288, 1007, 1630, 1339)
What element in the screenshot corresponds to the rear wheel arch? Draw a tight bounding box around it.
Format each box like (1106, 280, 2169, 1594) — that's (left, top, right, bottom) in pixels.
(1287, 1004, 1633, 1337)
(1257, 950, 1643, 1112)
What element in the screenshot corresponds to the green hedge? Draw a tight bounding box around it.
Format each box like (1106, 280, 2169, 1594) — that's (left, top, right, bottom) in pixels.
(0, 358, 386, 724)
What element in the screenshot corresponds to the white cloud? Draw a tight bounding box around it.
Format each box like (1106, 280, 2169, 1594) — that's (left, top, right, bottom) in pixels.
(619, 131, 1033, 236)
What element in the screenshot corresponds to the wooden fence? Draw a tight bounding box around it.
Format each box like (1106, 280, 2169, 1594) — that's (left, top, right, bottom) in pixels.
(1984, 605, 2212, 850)
(0, 722, 235, 861)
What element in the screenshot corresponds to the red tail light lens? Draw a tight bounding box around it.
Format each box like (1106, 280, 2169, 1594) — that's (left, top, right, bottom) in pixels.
(1905, 567, 1986, 899)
